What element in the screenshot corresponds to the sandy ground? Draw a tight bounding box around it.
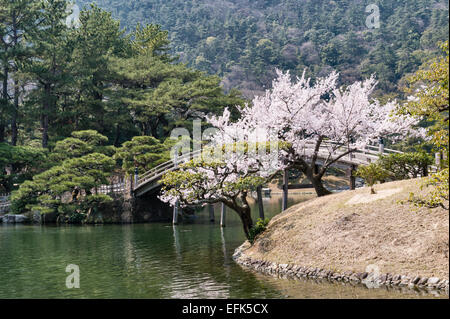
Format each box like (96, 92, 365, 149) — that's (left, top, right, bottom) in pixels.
(243, 178, 449, 279)
(345, 188, 403, 205)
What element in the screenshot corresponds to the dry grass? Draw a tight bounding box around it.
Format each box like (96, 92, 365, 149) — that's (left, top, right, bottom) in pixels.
(322, 175, 349, 189)
(244, 178, 449, 279)
(345, 188, 403, 205)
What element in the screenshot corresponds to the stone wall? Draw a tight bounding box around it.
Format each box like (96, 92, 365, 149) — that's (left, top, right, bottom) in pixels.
(0, 214, 30, 224)
(1, 194, 173, 225)
(84, 195, 135, 224)
(83, 193, 173, 224)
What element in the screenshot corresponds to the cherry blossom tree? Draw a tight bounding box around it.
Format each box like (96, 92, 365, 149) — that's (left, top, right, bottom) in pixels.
(160, 141, 286, 238)
(208, 70, 424, 196)
(160, 69, 425, 238)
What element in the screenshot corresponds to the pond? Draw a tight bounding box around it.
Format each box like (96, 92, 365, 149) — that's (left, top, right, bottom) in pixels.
(0, 193, 445, 299)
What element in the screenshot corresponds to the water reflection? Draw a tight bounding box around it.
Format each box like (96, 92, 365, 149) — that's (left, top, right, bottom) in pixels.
(220, 227, 227, 261)
(173, 225, 181, 260)
(0, 194, 445, 299)
(258, 273, 448, 299)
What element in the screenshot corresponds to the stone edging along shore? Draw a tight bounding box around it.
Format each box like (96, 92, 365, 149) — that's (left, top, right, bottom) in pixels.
(233, 242, 449, 293)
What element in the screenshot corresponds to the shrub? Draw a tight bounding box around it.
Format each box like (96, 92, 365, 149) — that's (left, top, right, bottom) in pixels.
(355, 163, 391, 194)
(378, 152, 433, 181)
(11, 153, 115, 220)
(248, 218, 270, 244)
(409, 168, 449, 209)
(0, 143, 47, 192)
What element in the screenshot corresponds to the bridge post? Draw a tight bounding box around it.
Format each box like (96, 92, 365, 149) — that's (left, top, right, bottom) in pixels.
(172, 152, 180, 225)
(435, 152, 442, 171)
(220, 203, 226, 227)
(378, 137, 384, 154)
(128, 175, 134, 198)
(347, 165, 356, 190)
(209, 205, 215, 223)
(256, 185, 265, 219)
(134, 167, 139, 187)
(173, 200, 179, 225)
(282, 169, 288, 211)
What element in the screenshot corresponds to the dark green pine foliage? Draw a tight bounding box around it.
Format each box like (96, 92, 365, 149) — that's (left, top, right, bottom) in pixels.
(114, 135, 175, 175)
(75, 0, 449, 97)
(2, 1, 241, 148)
(21, 0, 72, 148)
(67, 4, 127, 139)
(107, 23, 244, 140)
(0, 142, 47, 192)
(48, 129, 115, 164)
(11, 130, 115, 219)
(0, 0, 41, 144)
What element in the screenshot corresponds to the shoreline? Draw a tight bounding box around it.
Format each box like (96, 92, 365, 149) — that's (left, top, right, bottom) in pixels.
(233, 178, 449, 295)
(233, 241, 449, 294)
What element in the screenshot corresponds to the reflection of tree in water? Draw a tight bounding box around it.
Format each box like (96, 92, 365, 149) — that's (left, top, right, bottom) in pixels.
(122, 225, 140, 271)
(221, 227, 232, 281)
(172, 225, 181, 261)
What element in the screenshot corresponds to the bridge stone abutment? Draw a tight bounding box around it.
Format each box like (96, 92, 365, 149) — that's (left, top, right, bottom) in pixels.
(133, 193, 173, 222)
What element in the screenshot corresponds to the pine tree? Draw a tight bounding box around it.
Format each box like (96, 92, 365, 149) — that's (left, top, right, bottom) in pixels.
(0, 0, 40, 144)
(22, 0, 71, 148)
(69, 3, 125, 135)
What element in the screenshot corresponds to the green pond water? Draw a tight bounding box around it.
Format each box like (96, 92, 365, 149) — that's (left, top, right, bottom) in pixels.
(0, 194, 445, 299)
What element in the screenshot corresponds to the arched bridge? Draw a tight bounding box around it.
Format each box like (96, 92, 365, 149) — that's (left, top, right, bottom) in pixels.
(134, 149, 202, 197)
(133, 141, 404, 198)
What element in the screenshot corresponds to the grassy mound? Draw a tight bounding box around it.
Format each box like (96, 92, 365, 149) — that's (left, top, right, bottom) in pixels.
(243, 178, 449, 279)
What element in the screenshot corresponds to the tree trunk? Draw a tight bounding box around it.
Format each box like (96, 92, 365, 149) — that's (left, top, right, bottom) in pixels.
(0, 123, 5, 143)
(11, 79, 19, 146)
(11, 12, 18, 146)
(41, 84, 50, 148)
(422, 165, 428, 177)
(159, 116, 169, 138)
(225, 198, 254, 239)
(1, 66, 8, 143)
(237, 206, 253, 239)
(298, 161, 332, 197)
(114, 124, 121, 147)
(150, 121, 159, 138)
(311, 175, 332, 197)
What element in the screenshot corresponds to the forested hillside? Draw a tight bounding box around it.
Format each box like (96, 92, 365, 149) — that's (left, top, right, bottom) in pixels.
(75, 0, 449, 97)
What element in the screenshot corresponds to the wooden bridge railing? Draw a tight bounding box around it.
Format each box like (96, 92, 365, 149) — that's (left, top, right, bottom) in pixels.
(133, 141, 404, 193)
(97, 183, 126, 195)
(135, 149, 203, 191)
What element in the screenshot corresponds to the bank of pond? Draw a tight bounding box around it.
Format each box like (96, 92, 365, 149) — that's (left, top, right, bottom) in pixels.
(0, 187, 447, 299)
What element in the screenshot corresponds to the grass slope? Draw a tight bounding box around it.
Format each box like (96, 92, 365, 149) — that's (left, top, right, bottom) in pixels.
(244, 178, 449, 279)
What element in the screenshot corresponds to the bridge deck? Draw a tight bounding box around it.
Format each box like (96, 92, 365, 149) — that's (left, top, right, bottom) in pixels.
(132, 142, 406, 197)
